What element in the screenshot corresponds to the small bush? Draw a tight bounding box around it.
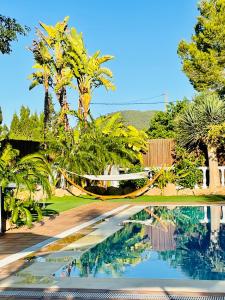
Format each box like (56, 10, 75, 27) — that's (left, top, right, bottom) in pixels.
(153, 167, 176, 190)
(119, 165, 148, 190)
(173, 146, 204, 189)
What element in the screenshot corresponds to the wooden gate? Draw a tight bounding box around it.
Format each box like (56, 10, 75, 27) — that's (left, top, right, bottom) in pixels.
(142, 139, 175, 167)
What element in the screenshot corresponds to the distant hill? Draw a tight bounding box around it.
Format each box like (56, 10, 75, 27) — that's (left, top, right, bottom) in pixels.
(112, 110, 157, 130)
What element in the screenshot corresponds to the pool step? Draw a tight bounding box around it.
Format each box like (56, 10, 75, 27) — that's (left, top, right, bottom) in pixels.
(44, 250, 83, 262)
(63, 206, 146, 251)
(63, 234, 106, 251)
(17, 262, 65, 277)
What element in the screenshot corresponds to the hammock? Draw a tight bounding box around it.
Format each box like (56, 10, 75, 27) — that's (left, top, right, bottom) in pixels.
(59, 168, 163, 200)
(65, 170, 148, 181)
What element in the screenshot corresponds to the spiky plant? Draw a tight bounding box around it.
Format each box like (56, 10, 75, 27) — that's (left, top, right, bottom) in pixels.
(176, 92, 225, 191)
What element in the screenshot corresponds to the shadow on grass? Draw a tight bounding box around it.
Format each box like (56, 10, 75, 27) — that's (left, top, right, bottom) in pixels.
(30, 203, 59, 223)
(204, 194, 225, 202)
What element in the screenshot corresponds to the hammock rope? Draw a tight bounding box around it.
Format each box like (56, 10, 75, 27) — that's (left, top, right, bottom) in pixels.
(59, 168, 163, 200)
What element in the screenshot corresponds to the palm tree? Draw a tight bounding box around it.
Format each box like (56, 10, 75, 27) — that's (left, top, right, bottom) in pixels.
(30, 17, 72, 131)
(66, 27, 115, 122)
(30, 17, 115, 128)
(176, 92, 225, 191)
(51, 113, 147, 179)
(38, 17, 73, 130)
(0, 144, 52, 227)
(29, 40, 52, 141)
(0, 144, 52, 196)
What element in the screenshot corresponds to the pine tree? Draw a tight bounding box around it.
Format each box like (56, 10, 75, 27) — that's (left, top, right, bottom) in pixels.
(0, 15, 29, 54)
(178, 0, 225, 95)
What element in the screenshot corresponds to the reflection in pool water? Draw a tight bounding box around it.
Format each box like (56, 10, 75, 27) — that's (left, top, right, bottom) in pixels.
(54, 206, 225, 280)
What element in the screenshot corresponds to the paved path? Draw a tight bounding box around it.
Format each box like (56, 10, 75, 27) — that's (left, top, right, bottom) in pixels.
(0, 202, 123, 278)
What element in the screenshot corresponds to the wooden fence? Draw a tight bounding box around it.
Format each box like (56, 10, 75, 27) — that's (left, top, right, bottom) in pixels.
(142, 139, 175, 167)
(2, 138, 175, 167)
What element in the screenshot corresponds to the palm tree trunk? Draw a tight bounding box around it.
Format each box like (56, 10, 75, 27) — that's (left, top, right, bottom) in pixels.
(207, 144, 220, 192)
(62, 89, 70, 131)
(57, 87, 69, 131)
(78, 92, 90, 125)
(78, 95, 83, 119)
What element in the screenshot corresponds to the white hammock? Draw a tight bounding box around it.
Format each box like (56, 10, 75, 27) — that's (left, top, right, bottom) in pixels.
(66, 170, 148, 181)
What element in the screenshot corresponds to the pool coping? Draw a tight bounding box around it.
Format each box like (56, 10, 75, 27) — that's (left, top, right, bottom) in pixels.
(0, 204, 130, 269)
(0, 279, 225, 299)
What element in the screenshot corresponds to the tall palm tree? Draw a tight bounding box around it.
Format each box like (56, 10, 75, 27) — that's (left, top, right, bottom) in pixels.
(66, 27, 115, 122)
(29, 40, 52, 141)
(30, 17, 72, 131)
(38, 17, 73, 130)
(176, 92, 225, 191)
(30, 17, 115, 128)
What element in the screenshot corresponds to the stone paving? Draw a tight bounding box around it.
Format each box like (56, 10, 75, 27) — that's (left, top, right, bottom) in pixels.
(0, 202, 124, 278)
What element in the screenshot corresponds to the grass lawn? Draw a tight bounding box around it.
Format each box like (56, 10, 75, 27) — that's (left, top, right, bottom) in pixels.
(108, 194, 225, 203)
(42, 194, 225, 213)
(42, 195, 98, 213)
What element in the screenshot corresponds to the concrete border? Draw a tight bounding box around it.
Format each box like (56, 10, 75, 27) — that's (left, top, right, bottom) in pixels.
(0, 204, 130, 269)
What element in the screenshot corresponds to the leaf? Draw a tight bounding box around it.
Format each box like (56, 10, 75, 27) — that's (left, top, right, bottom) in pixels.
(97, 55, 114, 64)
(29, 80, 40, 90)
(12, 207, 19, 224)
(39, 22, 56, 38)
(97, 76, 116, 91)
(35, 205, 43, 222)
(22, 207, 33, 228)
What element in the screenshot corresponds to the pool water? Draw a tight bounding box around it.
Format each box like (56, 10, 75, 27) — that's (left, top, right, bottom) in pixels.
(54, 206, 225, 280)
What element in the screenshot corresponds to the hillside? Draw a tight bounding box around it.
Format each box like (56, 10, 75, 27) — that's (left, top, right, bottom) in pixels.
(114, 110, 157, 130)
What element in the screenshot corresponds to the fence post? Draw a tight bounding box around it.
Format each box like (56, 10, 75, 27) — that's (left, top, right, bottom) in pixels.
(0, 187, 6, 235)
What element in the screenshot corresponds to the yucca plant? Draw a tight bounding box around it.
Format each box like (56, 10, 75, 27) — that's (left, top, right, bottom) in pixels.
(176, 92, 225, 191)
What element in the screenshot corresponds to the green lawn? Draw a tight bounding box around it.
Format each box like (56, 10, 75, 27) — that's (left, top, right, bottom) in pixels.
(42, 194, 225, 213)
(108, 195, 225, 203)
(42, 195, 98, 213)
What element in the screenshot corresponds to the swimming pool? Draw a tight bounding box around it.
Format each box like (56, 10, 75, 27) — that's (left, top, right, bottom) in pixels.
(54, 205, 225, 280)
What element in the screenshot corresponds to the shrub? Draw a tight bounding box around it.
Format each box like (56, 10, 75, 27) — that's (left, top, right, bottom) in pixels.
(119, 165, 148, 190)
(153, 167, 176, 190)
(173, 146, 204, 189)
(4, 196, 43, 228)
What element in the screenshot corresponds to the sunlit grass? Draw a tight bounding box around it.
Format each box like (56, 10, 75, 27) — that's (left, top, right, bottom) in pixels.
(41, 195, 98, 213)
(42, 194, 225, 213)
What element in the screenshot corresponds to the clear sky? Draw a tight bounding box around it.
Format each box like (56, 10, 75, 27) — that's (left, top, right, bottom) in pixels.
(0, 0, 198, 125)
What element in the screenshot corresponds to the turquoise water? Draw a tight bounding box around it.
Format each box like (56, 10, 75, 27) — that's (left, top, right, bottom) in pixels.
(55, 206, 225, 280)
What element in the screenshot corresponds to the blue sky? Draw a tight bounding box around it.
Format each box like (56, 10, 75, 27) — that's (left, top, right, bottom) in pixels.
(0, 0, 198, 125)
